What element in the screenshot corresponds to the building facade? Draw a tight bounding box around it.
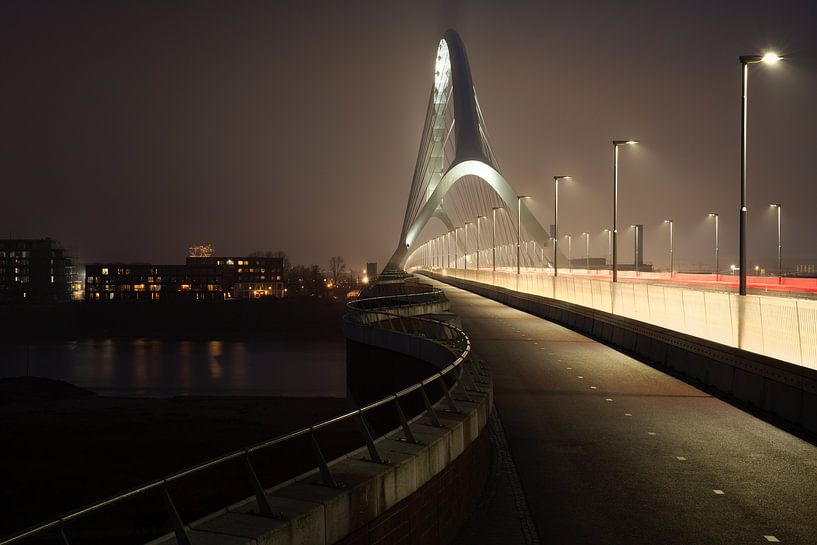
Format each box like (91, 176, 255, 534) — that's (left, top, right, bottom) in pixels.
(85, 256, 284, 302)
(0, 239, 74, 303)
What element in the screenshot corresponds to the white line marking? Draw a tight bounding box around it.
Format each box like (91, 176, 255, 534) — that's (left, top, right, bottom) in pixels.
(676, 456, 687, 461)
(577, 376, 584, 379)
(605, 398, 613, 402)
(590, 386, 597, 389)
(624, 413, 632, 417)
(647, 432, 656, 436)
(713, 489, 725, 495)
(764, 536, 780, 543)
(566, 367, 573, 370)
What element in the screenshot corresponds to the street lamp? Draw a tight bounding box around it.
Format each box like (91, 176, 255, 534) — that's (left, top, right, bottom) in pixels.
(664, 219, 673, 278)
(464, 222, 472, 270)
(770, 203, 782, 282)
(582, 232, 590, 271)
(491, 207, 502, 272)
(564, 234, 572, 272)
(630, 224, 640, 274)
(517, 196, 531, 274)
(708, 213, 719, 280)
(476, 215, 486, 271)
(612, 140, 639, 282)
(739, 52, 782, 295)
(553, 176, 572, 277)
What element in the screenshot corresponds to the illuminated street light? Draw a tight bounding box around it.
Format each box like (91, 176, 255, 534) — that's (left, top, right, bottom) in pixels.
(476, 215, 486, 270)
(603, 228, 612, 270)
(664, 219, 673, 277)
(738, 51, 782, 295)
(491, 207, 502, 272)
(612, 140, 638, 282)
(708, 213, 719, 280)
(464, 221, 472, 270)
(564, 234, 572, 272)
(552, 176, 572, 277)
(517, 196, 531, 274)
(582, 232, 590, 270)
(770, 203, 782, 282)
(630, 224, 640, 274)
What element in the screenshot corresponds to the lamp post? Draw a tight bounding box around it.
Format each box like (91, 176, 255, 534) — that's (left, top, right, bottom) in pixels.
(491, 207, 500, 272)
(455, 227, 461, 269)
(517, 196, 531, 274)
(770, 203, 782, 282)
(444, 231, 449, 268)
(664, 219, 673, 278)
(582, 232, 590, 271)
(464, 222, 472, 270)
(630, 224, 640, 274)
(564, 234, 572, 272)
(476, 215, 486, 271)
(553, 176, 572, 277)
(708, 213, 719, 280)
(612, 140, 639, 282)
(739, 52, 781, 295)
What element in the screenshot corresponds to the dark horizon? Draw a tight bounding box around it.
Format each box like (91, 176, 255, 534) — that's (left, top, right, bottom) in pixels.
(2, 1, 816, 272)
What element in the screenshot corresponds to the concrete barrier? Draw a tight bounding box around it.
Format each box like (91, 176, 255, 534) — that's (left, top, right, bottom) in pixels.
(147, 316, 493, 545)
(428, 272, 817, 435)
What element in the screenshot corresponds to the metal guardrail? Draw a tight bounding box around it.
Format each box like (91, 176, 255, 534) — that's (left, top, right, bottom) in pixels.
(1, 281, 473, 545)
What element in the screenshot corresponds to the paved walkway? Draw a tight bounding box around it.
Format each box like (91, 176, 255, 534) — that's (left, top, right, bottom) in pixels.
(433, 277, 817, 545)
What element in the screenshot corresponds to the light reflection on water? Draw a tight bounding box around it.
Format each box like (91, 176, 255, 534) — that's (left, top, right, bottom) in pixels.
(0, 339, 346, 398)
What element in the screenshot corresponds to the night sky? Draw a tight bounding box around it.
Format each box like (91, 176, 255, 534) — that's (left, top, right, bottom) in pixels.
(2, 1, 816, 272)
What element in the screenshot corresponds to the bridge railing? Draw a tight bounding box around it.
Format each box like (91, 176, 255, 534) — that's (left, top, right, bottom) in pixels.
(428, 267, 817, 370)
(0, 281, 471, 545)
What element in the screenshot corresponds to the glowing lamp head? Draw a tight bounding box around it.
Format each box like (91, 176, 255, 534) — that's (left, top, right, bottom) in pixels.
(762, 52, 781, 64)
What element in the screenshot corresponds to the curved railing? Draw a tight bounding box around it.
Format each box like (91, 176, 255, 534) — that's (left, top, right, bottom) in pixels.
(0, 278, 471, 545)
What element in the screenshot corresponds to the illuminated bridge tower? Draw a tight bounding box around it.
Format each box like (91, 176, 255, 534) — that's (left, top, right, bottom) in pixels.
(387, 29, 555, 272)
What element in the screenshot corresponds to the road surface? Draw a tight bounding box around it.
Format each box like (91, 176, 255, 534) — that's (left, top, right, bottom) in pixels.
(428, 277, 817, 545)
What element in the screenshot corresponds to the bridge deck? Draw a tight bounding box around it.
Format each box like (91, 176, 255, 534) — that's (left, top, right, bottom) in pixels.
(425, 277, 817, 545)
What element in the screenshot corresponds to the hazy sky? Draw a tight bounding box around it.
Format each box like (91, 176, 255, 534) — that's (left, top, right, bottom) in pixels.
(2, 1, 816, 273)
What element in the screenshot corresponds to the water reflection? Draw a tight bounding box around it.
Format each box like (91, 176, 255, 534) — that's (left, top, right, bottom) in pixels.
(0, 340, 346, 398)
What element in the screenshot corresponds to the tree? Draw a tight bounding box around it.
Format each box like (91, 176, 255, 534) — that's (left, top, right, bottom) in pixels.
(328, 256, 346, 286)
(249, 249, 291, 273)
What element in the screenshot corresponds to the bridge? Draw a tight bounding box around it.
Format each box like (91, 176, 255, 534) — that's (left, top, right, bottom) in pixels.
(4, 28, 816, 545)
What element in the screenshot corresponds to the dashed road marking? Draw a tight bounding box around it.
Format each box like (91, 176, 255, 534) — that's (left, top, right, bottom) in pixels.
(624, 413, 633, 417)
(577, 376, 584, 379)
(605, 398, 613, 402)
(676, 456, 687, 461)
(764, 536, 780, 543)
(647, 432, 656, 436)
(590, 386, 597, 389)
(566, 367, 573, 370)
(713, 489, 725, 495)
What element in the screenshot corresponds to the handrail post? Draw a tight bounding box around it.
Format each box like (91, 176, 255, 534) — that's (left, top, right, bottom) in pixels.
(419, 384, 443, 427)
(309, 431, 341, 488)
(243, 451, 278, 518)
(355, 412, 387, 464)
(162, 483, 192, 545)
(393, 396, 420, 444)
(439, 374, 461, 413)
(58, 520, 70, 545)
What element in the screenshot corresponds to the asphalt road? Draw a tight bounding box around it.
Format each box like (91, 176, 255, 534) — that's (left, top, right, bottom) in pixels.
(426, 277, 817, 545)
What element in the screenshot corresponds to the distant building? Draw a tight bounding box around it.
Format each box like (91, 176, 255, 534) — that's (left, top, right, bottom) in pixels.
(85, 256, 284, 302)
(0, 238, 74, 303)
(366, 262, 378, 283)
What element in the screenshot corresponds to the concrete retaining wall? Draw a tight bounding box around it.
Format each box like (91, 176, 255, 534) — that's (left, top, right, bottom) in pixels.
(429, 272, 817, 434)
(149, 323, 493, 545)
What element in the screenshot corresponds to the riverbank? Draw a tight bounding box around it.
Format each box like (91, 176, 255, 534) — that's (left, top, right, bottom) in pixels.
(0, 377, 357, 541)
(0, 296, 347, 342)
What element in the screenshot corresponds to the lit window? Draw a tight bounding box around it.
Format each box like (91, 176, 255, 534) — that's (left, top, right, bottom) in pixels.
(100, 267, 108, 275)
(226, 259, 234, 265)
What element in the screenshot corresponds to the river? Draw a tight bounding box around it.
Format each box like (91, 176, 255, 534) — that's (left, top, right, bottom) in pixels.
(0, 339, 346, 397)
